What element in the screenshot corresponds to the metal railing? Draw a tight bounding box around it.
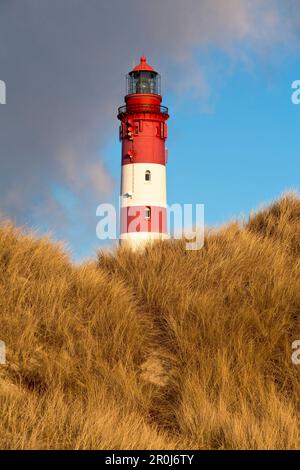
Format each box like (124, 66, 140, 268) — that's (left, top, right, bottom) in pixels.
(118, 104, 169, 116)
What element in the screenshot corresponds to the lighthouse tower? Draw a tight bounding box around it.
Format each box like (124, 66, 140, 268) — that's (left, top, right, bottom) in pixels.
(118, 56, 169, 248)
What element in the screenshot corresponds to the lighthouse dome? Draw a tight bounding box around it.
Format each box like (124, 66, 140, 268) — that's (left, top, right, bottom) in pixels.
(131, 55, 156, 73)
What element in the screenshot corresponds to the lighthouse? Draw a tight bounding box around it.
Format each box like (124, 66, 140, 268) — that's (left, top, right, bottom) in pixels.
(118, 56, 169, 248)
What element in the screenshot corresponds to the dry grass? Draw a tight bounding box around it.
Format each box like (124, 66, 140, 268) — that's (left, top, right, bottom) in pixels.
(0, 193, 299, 449)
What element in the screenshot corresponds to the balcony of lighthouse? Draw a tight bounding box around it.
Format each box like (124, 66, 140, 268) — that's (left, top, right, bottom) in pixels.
(117, 103, 169, 119)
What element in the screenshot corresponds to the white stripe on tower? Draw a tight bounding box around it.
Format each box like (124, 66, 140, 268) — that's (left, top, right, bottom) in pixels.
(121, 163, 166, 207)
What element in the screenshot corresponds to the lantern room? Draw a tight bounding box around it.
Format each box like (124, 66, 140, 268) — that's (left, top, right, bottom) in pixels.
(126, 55, 161, 95)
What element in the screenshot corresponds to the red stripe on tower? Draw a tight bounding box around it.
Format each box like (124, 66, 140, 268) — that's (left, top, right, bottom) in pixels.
(117, 56, 169, 249)
(120, 206, 167, 233)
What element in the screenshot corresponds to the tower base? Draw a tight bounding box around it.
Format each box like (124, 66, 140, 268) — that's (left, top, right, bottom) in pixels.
(120, 232, 168, 250)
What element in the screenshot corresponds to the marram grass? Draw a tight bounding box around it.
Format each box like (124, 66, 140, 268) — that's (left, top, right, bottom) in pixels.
(0, 193, 299, 449)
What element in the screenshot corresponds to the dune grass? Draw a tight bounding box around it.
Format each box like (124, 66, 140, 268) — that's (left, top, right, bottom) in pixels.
(0, 193, 299, 449)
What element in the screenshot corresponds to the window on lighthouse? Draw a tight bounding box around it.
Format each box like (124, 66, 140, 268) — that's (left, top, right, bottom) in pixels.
(145, 170, 151, 182)
(145, 207, 151, 220)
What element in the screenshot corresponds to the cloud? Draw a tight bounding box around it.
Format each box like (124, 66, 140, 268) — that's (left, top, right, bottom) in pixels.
(0, 0, 299, 256)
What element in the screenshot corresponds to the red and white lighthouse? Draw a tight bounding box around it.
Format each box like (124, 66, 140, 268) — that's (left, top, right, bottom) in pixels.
(118, 56, 169, 248)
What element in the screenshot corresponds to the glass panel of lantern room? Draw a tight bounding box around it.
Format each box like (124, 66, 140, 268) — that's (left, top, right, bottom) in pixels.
(136, 72, 151, 94)
(127, 71, 160, 95)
